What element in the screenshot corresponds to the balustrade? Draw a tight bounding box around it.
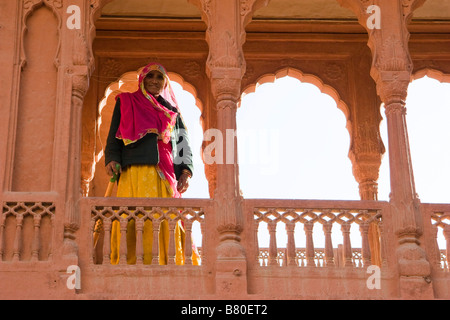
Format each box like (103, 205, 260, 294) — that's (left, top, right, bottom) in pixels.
(428, 207, 450, 272)
(257, 247, 365, 268)
(0, 202, 54, 262)
(90, 204, 205, 266)
(1, 197, 448, 301)
(2, 199, 448, 274)
(252, 204, 383, 269)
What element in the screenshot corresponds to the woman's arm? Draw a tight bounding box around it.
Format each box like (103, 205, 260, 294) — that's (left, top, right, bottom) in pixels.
(173, 114, 194, 179)
(104, 98, 123, 175)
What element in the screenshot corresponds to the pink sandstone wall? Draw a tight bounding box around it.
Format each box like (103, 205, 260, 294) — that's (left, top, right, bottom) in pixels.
(0, 0, 449, 300)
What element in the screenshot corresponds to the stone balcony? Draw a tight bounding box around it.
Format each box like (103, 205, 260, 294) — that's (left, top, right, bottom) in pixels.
(1, 0, 450, 302)
(1, 195, 448, 300)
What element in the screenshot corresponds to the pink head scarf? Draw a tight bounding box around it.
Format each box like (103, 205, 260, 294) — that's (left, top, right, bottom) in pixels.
(115, 62, 181, 198)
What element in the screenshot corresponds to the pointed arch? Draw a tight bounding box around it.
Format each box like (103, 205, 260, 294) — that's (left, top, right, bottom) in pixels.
(20, 0, 62, 69)
(12, 5, 60, 192)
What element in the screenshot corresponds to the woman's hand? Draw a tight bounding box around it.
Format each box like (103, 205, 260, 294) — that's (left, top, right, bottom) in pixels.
(177, 171, 191, 194)
(106, 161, 121, 177)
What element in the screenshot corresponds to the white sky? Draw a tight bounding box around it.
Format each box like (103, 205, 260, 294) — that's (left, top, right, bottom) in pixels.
(172, 76, 450, 249)
(173, 75, 450, 203)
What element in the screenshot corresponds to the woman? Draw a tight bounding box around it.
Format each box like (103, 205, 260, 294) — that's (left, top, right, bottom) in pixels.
(104, 62, 197, 265)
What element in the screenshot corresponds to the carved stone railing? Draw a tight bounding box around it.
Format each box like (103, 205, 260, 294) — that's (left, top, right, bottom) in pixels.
(421, 203, 450, 273)
(0, 201, 55, 262)
(4, 197, 447, 274)
(80, 197, 212, 268)
(258, 246, 447, 271)
(248, 200, 387, 269)
(258, 247, 366, 268)
(1, 196, 448, 299)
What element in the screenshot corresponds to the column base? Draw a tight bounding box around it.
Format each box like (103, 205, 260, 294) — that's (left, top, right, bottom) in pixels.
(397, 241, 434, 299)
(215, 239, 247, 297)
(399, 276, 434, 299)
(215, 259, 248, 298)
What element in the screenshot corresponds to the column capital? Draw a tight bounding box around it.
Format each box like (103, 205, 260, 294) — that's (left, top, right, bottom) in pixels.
(376, 72, 410, 105)
(337, 0, 426, 103)
(209, 67, 243, 103)
(189, 0, 269, 86)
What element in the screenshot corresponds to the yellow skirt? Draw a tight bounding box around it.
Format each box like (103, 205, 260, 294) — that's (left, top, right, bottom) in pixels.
(110, 164, 199, 265)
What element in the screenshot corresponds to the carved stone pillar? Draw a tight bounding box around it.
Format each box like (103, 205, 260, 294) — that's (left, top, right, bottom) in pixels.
(79, 0, 114, 197)
(63, 70, 90, 264)
(189, 0, 268, 296)
(338, 0, 433, 298)
(380, 80, 433, 297)
(63, 19, 88, 268)
(60, 0, 99, 265)
(64, 0, 114, 234)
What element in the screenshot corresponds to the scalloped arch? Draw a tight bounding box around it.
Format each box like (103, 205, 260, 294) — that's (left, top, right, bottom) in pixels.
(96, 68, 204, 162)
(99, 68, 203, 114)
(412, 68, 450, 83)
(168, 72, 204, 113)
(240, 67, 352, 137)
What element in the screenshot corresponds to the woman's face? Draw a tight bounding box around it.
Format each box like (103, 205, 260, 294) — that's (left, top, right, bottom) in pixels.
(143, 70, 166, 97)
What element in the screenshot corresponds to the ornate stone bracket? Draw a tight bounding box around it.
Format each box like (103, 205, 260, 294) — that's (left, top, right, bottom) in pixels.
(189, 0, 269, 83)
